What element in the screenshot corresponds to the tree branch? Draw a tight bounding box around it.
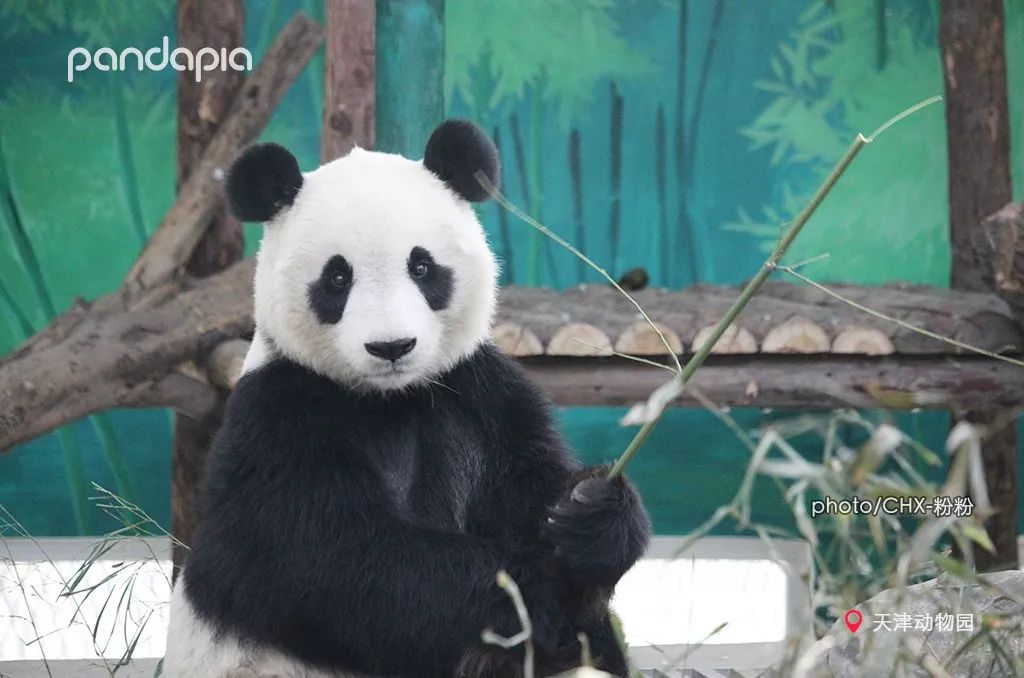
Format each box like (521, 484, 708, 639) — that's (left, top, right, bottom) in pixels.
(124, 13, 324, 293)
(0, 260, 255, 452)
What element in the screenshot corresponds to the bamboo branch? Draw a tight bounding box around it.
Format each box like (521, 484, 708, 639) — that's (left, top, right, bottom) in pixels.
(483, 98, 947, 480)
(604, 134, 867, 477)
(604, 97, 947, 478)
(0, 260, 255, 451)
(480, 570, 535, 678)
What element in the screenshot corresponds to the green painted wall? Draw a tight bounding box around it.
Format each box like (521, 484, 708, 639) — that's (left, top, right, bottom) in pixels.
(0, 0, 1021, 537)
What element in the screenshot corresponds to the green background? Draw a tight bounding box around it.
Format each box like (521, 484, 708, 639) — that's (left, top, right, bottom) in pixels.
(0, 0, 1021, 536)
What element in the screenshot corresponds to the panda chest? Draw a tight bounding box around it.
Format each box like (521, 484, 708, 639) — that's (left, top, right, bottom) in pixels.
(362, 413, 484, 531)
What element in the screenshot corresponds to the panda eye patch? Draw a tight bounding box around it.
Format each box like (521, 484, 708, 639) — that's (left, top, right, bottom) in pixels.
(307, 255, 353, 324)
(408, 246, 453, 311)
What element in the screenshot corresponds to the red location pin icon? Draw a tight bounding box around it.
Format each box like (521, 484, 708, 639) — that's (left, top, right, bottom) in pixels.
(844, 609, 863, 633)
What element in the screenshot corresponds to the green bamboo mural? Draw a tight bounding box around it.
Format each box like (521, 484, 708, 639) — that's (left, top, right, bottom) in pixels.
(3, 0, 1024, 537)
(0, 139, 91, 533)
(875, 0, 888, 70)
(1, 134, 141, 528)
(569, 127, 585, 283)
(684, 0, 725, 283)
(608, 82, 624, 273)
(673, 0, 695, 286)
(508, 112, 539, 283)
(110, 75, 149, 244)
(655, 104, 668, 283)
(492, 126, 516, 284)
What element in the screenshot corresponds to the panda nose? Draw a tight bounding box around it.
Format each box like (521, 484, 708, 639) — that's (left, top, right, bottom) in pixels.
(365, 337, 417, 362)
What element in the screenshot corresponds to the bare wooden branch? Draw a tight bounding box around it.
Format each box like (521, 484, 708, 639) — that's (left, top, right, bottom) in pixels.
(172, 0, 247, 576)
(176, 0, 245, 275)
(0, 260, 255, 452)
(941, 0, 1019, 570)
(124, 13, 324, 293)
(321, 0, 376, 161)
(547, 323, 612, 356)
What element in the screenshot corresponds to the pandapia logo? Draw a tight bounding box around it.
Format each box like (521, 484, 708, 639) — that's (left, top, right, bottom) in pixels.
(68, 37, 252, 83)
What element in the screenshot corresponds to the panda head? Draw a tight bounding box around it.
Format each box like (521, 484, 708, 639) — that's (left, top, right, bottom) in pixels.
(226, 119, 501, 392)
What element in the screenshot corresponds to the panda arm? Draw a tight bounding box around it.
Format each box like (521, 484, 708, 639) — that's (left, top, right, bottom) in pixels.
(476, 350, 651, 589)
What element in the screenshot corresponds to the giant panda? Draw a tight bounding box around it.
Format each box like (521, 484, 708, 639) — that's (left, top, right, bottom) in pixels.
(162, 119, 651, 678)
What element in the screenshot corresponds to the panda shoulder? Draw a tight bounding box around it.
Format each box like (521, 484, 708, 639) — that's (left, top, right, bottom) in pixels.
(450, 343, 552, 412)
(224, 358, 334, 427)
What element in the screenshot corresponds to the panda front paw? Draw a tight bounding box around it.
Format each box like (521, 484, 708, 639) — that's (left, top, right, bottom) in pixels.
(544, 469, 651, 588)
(499, 555, 571, 654)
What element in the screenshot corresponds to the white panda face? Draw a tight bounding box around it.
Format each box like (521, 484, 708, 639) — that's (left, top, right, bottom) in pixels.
(249, 146, 498, 392)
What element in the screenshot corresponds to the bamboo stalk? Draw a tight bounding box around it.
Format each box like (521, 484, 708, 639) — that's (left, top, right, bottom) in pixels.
(605, 134, 868, 478)
(480, 96, 941, 480)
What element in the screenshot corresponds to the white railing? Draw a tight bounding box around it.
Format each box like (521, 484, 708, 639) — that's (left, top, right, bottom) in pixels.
(1, 535, 813, 676)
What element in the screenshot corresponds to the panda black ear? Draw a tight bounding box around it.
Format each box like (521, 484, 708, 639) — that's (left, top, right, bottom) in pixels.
(225, 143, 303, 222)
(423, 119, 500, 203)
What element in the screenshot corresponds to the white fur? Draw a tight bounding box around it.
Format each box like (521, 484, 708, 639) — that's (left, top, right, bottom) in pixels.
(253, 147, 498, 391)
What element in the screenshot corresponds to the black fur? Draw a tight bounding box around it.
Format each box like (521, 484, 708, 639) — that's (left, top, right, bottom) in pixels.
(408, 246, 454, 311)
(545, 467, 652, 588)
(226, 143, 303, 222)
(307, 254, 353, 324)
(184, 345, 650, 677)
(423, 119, 501, 203)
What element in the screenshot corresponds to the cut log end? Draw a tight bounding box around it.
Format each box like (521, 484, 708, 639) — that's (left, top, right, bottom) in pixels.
(491, 323, 544, 357)
(692, 323, 757, 354)
(547, 323, 613, 357)
(614, 321, 684, 355)
(832, 326, 895, 355)
(762, 316, 830, 353)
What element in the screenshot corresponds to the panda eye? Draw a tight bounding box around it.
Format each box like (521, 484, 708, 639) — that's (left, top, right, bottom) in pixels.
(330, 271, 350, 288)
(411, 261, 430, 279)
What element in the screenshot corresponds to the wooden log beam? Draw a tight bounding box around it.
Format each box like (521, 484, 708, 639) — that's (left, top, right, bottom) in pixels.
(496, 282, 1022, 355)
(2, 274, 1021, 450)
(521, 355, 1024, 411)
(124, 13, 324, 293)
